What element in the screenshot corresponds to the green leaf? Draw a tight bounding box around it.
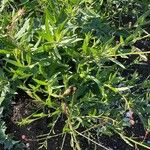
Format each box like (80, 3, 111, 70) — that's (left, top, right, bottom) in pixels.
(136, 10, 150, 25)
(148, 118, 150, 129)
(4, 139, 19, 150)
(82, 33, 91, 53)
(33, 78, 48, 85)
(32, 112, 48, 118)
(15, 18, 30, 40)
(0, 49, 12, 54)
(116, 86, 133, 92)
(58, 37, 83, 47)
(26, 52, 31, 65)
(108, 58, 126, 69)
(4, 59, 23, 67)
(46, 97, 52, 107)
(0, 0, 10, 12)
(44, 8, 54, 42)
(54, 48, 61, 59)
(87, 75, 101, 87)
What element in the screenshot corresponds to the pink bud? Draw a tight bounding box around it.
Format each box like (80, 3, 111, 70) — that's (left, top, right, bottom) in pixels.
(129, 119, 135, 125)
(21, 135, 28, 141)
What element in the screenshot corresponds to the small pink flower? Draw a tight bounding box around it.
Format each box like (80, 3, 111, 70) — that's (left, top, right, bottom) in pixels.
(129, 119, 135, 126)
(21, 135, 28, 141)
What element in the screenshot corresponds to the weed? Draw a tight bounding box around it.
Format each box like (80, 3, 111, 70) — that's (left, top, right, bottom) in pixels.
(0, 0, 150, 149)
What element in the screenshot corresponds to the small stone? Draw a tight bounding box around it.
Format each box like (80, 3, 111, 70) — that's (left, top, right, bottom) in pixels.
(26, 143, 30, 148)
(27, 127, 31, 131)
(147, 140, 150, 144)
(147, 104, 150, 107)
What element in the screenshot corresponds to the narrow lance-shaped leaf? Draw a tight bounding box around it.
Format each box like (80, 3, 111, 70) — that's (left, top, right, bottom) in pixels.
(108, 58, 126, 69)
(15, 18, 30, 40)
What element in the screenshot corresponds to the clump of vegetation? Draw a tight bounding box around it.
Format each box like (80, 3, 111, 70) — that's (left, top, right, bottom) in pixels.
(0, 0, 150, 149)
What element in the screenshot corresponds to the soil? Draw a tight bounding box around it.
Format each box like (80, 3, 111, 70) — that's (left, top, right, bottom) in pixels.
(1, 88, 149, 150)
(4, 90, 48, 150)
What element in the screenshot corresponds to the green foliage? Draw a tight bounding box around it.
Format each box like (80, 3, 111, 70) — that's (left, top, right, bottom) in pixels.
(0, 0, 150, 149)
